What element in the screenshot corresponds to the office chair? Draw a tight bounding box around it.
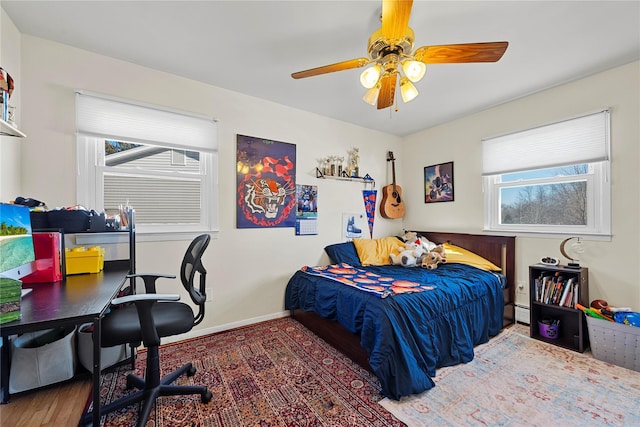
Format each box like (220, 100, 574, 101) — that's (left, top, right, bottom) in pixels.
(82, 234, 212, 427)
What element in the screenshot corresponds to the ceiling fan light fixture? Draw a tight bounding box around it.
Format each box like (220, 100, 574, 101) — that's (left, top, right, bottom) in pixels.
(360, 64, 381, 89)
(362, 84, 381, 106)
(400, 77, 418, 103)
(401, 60, 426, 82)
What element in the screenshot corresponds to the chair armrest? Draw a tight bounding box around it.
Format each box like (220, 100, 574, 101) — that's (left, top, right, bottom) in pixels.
(127, 273, 176, 280)
(112, 293, 180, 305)
(127, 273, 177, 293)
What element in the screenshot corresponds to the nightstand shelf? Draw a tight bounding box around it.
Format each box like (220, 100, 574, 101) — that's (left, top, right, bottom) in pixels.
(529, 264, 589, 352)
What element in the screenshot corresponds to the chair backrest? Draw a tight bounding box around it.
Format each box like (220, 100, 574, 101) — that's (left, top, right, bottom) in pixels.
(181, 234, 211, 326)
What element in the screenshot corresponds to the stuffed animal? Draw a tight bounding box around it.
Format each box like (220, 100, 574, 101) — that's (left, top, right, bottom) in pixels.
(401, 230, 419, 243)
(421, 245, 447, 270)
(401, 230, 436, 253)
(390, 242, 426, 268)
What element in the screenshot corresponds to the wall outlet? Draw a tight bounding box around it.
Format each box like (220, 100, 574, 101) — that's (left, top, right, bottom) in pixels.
(206, 287, 213, 302)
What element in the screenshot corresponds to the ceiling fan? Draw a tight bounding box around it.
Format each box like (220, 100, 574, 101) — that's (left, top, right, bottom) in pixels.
(291, 0, 508, 110)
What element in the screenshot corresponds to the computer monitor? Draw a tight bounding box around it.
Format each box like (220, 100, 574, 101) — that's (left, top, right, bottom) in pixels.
(0, 203, 36, 280)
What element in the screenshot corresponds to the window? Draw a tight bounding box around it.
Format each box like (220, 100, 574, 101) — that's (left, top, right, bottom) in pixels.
(76, 91, 218, 237)
(483, 110, 610, 237)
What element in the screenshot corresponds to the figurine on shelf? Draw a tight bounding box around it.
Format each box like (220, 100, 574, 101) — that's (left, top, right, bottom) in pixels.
(337, 156, 344, 177)
(323, 157, 331, 176)
(348, 147, 360, 177)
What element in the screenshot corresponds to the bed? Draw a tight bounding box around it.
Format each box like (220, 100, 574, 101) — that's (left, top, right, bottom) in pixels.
(284, 231, 515, 400)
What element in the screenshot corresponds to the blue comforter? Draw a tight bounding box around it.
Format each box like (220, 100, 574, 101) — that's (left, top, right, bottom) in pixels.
(284, 263, 505, 400)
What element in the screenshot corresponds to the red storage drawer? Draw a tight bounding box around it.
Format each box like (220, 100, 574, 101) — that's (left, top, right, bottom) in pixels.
(22, 232, 63, 283)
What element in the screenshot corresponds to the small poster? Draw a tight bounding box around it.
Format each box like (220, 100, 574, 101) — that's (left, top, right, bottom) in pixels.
(295, 184, 318, 235)
(341, 213, 368, 241)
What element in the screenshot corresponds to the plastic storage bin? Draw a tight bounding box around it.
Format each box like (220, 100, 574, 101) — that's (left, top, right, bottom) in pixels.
(22, 232, 63, 283)
(538, 320, 559, 339)
(77, 323, 130, 371)
(586, 315, 640, 372)
(65, 246, 105, 275)
(10, 326, 77, 393)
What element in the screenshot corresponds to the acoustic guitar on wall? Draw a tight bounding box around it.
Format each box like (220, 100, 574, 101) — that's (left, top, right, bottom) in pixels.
(380, 151, 406, 219)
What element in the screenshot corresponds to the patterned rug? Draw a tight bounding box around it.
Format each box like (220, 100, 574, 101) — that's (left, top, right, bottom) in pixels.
(380, 324, 640, 426)
(85, 317, 403, 426)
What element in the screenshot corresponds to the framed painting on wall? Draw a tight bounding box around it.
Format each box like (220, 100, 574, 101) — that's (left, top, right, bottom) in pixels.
(424, 161, 454, 203)
(236, 134, 296, 228)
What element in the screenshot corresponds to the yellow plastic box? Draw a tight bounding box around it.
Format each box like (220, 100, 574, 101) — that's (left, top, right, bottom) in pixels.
(65, 246, 105, 275)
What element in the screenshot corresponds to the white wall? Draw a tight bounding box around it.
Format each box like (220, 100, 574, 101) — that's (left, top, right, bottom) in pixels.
(4, 7, 639, 335)
(15, 34, 403, 335)
(402, 61, 640, 310)
(0, 9, 23, 199)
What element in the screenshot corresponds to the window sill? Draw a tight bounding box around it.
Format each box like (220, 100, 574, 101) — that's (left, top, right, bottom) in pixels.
(483, 228, 612, 242)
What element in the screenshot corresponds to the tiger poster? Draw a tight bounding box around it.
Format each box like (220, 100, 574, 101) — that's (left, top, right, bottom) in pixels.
(236, 134, 296, 228)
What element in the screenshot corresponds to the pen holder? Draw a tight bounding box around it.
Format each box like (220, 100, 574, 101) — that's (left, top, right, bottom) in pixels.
(538, 320, 559, 339)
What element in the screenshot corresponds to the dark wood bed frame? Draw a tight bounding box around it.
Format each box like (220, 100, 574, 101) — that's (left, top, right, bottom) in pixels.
(291, 231, 516, 372)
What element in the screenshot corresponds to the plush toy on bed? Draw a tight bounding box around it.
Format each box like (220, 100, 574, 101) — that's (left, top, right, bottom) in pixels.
(421, 245, 447, 270)
(401, 230, 436, 253)
(390, 241, 426, 268)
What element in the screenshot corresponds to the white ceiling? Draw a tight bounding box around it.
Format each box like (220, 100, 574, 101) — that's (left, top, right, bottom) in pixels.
(3, 1, 639, 137)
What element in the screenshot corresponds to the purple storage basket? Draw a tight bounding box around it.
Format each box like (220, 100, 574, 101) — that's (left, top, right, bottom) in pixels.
(538, 321, 559, 339)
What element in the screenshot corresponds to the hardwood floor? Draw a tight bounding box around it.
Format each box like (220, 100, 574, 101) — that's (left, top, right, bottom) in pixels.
(0, 378, 91, 427)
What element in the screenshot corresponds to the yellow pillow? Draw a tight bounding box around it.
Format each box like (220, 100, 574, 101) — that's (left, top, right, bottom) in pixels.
(443, 243, 502, 271)
(352, 237, 404, 266)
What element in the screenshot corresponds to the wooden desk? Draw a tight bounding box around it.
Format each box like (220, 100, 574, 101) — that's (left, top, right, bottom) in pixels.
(0, 261, 130, 426)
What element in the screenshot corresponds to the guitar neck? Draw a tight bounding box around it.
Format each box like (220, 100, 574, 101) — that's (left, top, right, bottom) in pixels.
(391, 159, 397, 191)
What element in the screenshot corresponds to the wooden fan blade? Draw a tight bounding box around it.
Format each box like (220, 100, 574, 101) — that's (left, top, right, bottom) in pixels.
(377, 73, 397, 109)
(381, 0, 414, 41)
(291, 58, 370, 79)
(414, 42, 509, 64)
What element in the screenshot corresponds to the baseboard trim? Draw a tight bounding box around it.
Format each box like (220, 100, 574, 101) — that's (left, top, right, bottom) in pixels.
(162, 311, 291, 345)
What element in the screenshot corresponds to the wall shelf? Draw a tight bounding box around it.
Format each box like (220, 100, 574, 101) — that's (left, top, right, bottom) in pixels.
(0, 119, 26, 138)
(315, 168, 375, 188)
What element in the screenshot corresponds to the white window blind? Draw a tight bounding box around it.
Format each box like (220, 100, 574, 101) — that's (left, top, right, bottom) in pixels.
(76, 91, 217, 152)
(482, 110, 609, 175)
(75, 91, 219, 238)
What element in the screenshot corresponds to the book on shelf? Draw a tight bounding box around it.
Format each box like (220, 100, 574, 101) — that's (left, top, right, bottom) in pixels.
(535, 272, 579, 308)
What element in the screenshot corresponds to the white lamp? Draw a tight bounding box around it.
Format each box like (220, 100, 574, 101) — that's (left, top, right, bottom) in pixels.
(362, 84, 381, 106)
(401, 60, 426, 83)
(560, 237, 585, 268)
(400, 77, 419, 103)
(360, 65, 381, 89)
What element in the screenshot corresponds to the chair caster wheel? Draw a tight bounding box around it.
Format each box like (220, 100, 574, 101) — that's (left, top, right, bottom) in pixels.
(187, 366, 197, 376)
(201, 390, 213, 404)
(125, 377, 134, 390)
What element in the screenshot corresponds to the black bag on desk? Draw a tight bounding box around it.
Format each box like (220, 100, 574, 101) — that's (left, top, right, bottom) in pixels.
(30, 211, 50, 230)
(48, 210, 92, 233)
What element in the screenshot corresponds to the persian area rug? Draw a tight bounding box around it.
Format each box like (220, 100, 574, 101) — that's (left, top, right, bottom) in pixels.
(85, 317, 403, 426)
(380, 324, 640, 426)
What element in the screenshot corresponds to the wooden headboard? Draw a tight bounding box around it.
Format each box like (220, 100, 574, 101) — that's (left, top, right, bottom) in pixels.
(416, 231, 516, 325)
